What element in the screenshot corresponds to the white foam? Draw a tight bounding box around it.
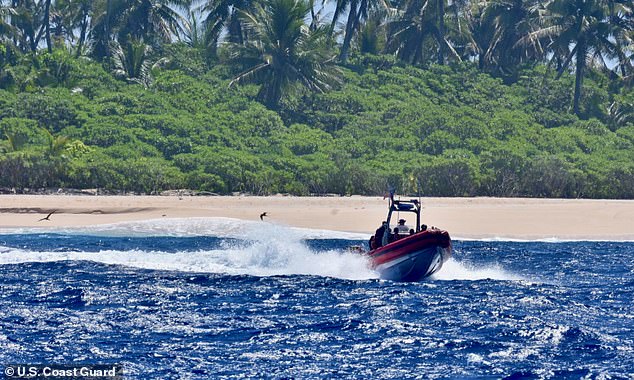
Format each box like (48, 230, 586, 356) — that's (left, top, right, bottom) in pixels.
(0, 222, 377, 281)
(430, 258, 525, 281)
(0, 218, 541, 282)
(518, 324, 570, 345)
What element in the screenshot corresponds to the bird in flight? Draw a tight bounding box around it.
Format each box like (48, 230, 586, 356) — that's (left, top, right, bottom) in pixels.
(38, 210, 56, 222)
(259, 212, 268, 221)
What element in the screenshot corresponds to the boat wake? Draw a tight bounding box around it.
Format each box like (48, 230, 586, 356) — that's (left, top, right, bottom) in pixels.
(0, 246, 523, 283)
(0, 247, 377, 280)
(0, 223, 377, 281)
(0, 218, 524, 282)
(431, 258, 525, 281)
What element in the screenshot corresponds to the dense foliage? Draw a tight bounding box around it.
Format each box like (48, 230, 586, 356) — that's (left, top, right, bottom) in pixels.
(0, 0, 633, 198)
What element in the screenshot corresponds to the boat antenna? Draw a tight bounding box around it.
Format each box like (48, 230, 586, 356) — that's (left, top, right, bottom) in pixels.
(384, 185, 395, 226)
(385, 185, 395, 203)
(417, 178, 423, 232)
(417, 178, 422, 206)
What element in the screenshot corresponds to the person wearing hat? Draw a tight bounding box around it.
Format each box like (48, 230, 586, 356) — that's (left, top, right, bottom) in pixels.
(396, 219, 409, 234)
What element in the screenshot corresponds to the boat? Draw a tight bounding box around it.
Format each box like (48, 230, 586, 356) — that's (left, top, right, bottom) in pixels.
(366, 194, 452, 282)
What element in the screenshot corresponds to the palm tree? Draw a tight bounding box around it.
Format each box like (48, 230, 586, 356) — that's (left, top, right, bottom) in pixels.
(477, 0, 545, 75)
(120, 0, 188, 44)
(357, 9, 386, 54)
(440, 0, 477, 62)
(91, 0, 187, 58)
(90, 0, 121, 58)
(307, 0, 327, 31)
(521, 0, 632, 115)
(4, 130, 28, 152)
(330, 0, 390, 62)
(40, 0, 51, 52)
(606, 0, 634, 78)
(0, 3, 16, 44)
(200, 0, 256, 55)
(436, 0, 445, 64)
(182, 9, 206, 48)
(227, 0, 341, 108)
(9, 0, 40, 52)
(6, 0, 54, 53)
(55, 0, 93, 57)
(111, 38, 158, 86)
(456, 1, 482, 66)
(385, 0, 461, 65)
(42, 129, 71, 156)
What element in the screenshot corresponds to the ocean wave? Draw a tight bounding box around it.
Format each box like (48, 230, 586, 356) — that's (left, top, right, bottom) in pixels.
(431, 258, 525, 281)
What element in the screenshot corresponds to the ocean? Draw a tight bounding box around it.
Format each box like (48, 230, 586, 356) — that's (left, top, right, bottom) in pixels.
(0, 218, 633, 379)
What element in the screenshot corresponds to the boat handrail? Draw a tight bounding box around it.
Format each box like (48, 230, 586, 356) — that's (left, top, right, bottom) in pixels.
(387, 197, 422, 233)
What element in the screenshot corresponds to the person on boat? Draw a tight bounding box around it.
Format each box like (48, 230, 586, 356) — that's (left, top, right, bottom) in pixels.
(396, 219, 409, 234)
(392, 227, 401, 241)
(374, 221, 388, 248)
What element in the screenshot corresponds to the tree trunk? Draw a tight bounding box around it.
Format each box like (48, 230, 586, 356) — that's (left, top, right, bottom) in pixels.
(309, 0, 317, 31)
(76, 15, 88, 58)
(44, 0, 52, 53)
(227, 16, 244, 45)
(105, 0, 112, 57)
(437, 0, 445, 65)
(339, 5, 357, 63)
(573, 40, 585, 116)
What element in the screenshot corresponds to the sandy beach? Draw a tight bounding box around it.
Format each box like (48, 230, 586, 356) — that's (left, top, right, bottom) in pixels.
(1, 195, 633, 240)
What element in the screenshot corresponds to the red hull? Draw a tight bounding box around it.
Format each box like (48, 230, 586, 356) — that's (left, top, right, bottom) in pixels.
(368, 229, 452, 281)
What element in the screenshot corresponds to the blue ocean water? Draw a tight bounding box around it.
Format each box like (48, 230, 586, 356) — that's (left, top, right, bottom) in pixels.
(0, 220, 633, 379)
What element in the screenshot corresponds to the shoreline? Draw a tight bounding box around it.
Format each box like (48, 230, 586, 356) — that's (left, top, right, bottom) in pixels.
(1, 195, 634, 241)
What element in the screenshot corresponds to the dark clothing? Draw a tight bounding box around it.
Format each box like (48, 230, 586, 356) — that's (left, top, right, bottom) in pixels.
(374, 225, 386, 248)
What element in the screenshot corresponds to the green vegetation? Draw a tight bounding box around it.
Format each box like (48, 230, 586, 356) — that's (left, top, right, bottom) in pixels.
(0, 0, 633, 198)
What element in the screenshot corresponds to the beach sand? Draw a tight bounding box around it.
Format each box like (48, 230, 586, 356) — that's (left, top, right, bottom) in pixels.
(1, 195, 633, 240)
